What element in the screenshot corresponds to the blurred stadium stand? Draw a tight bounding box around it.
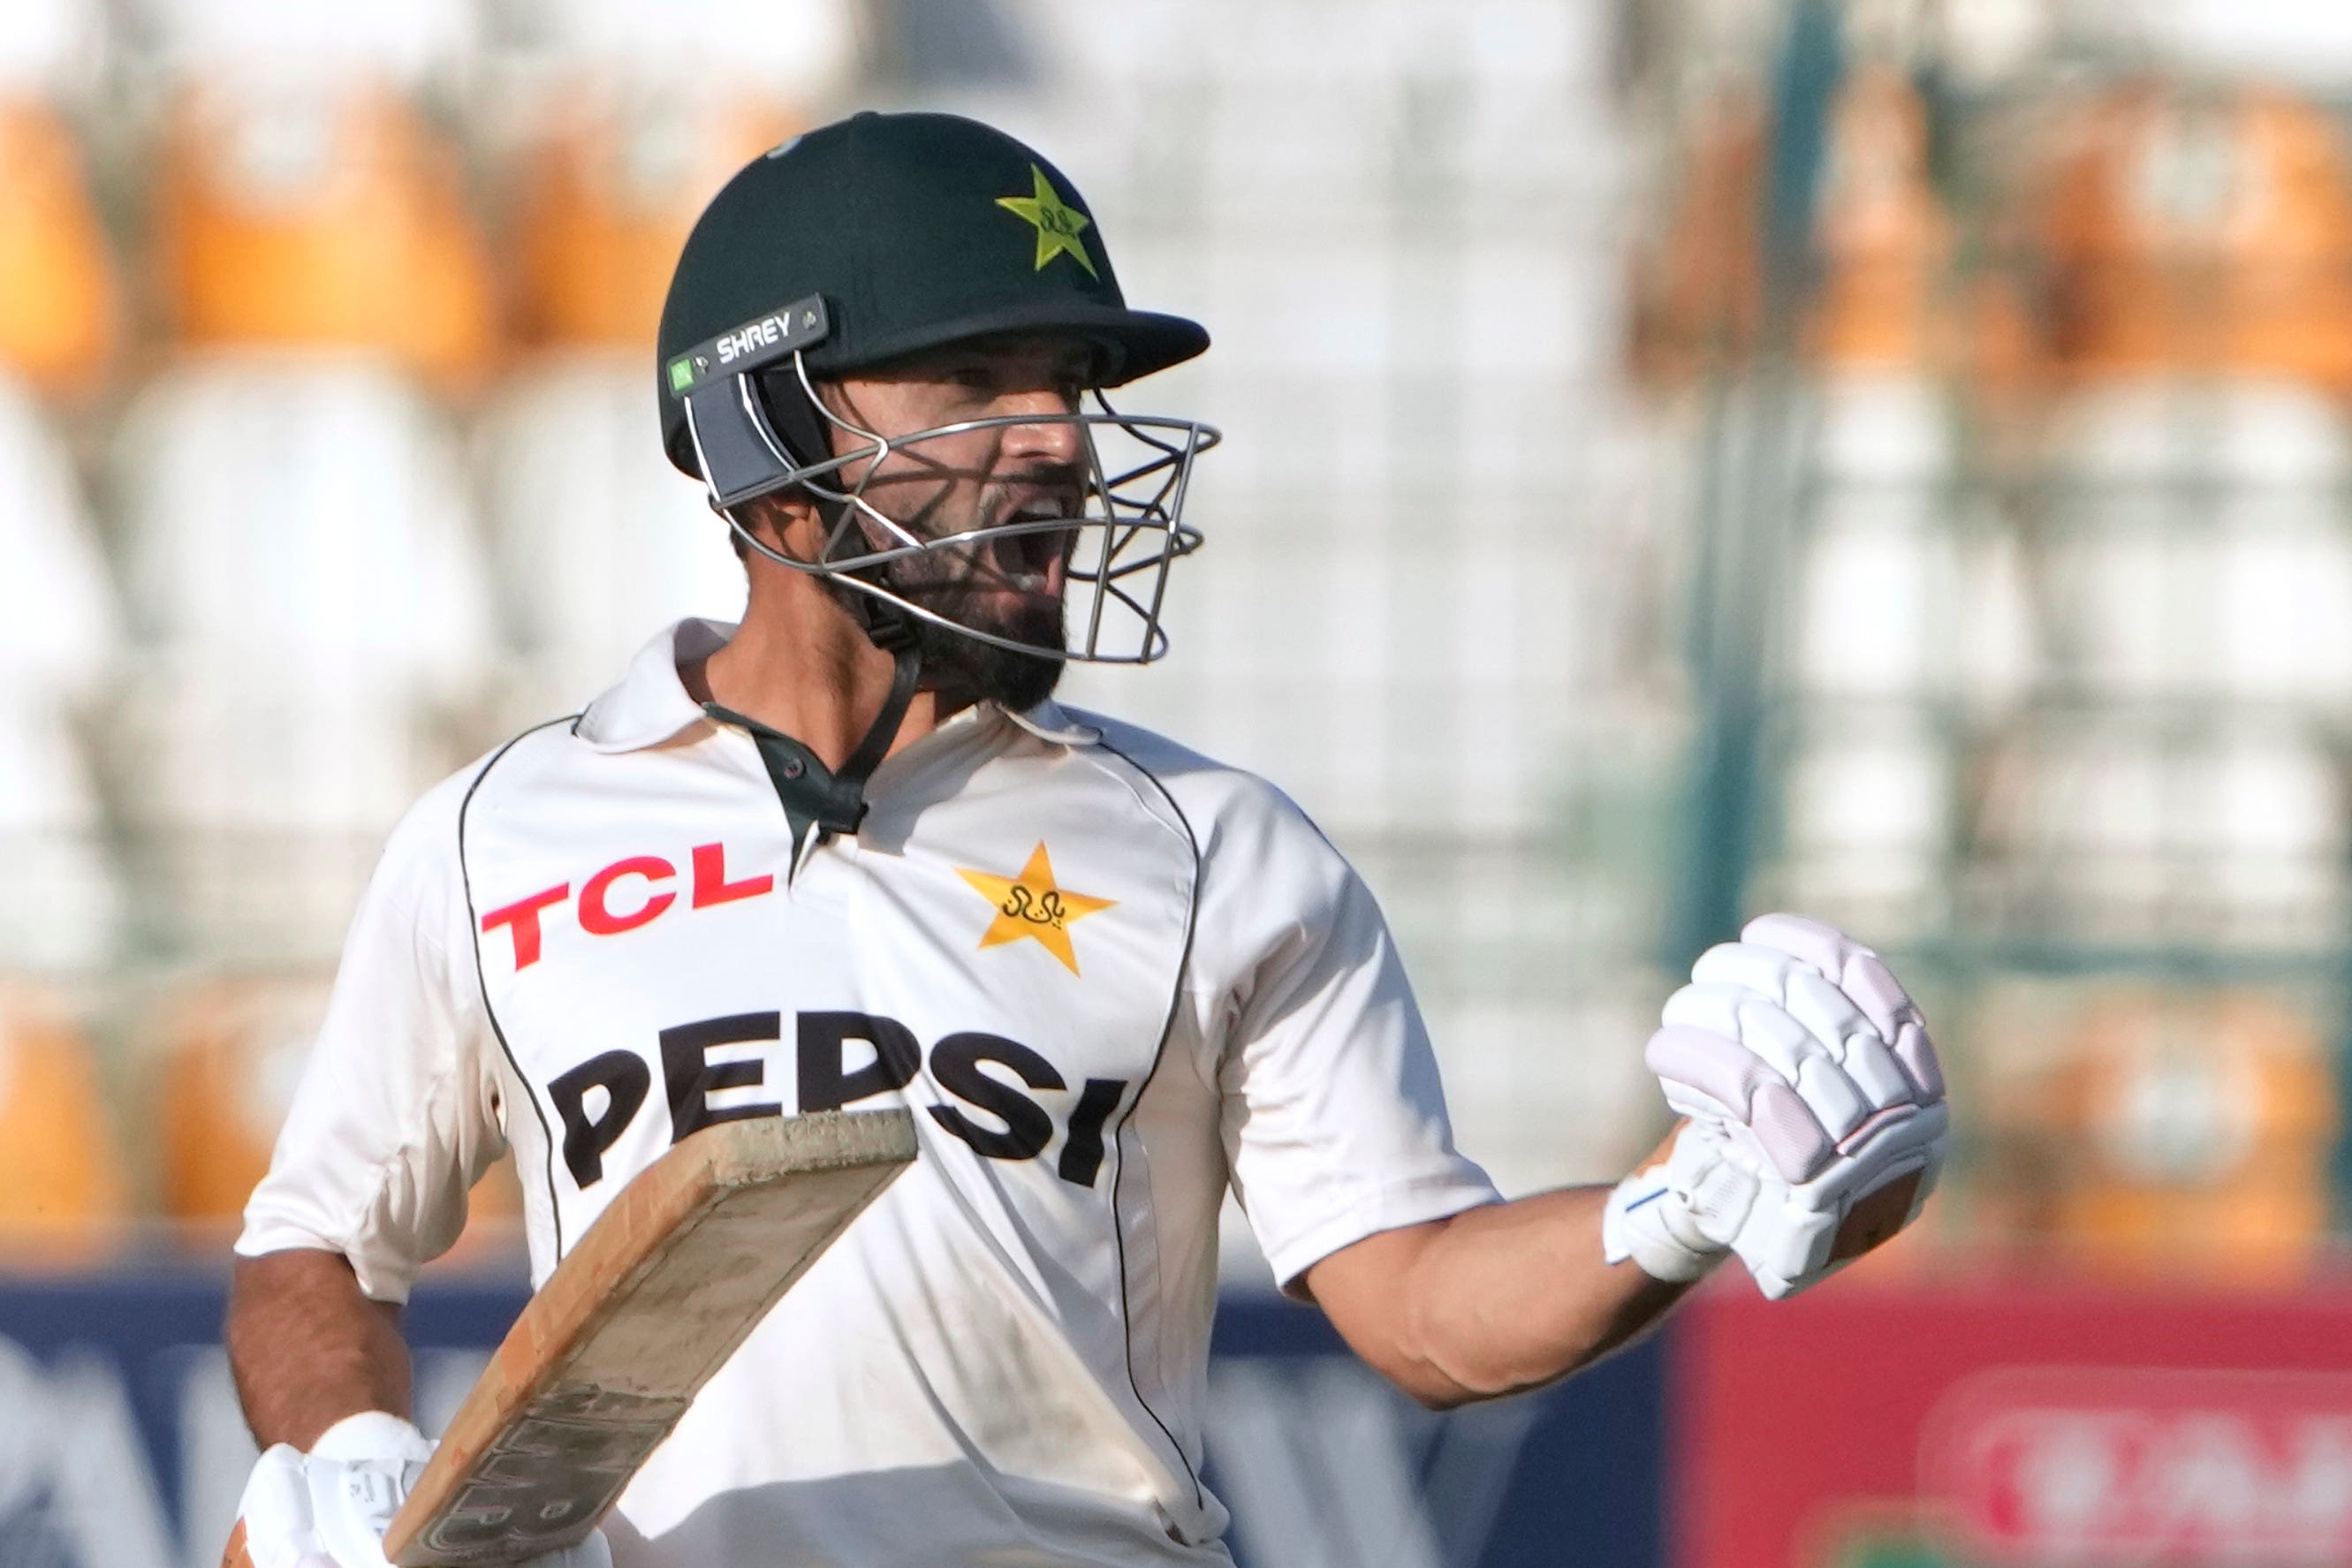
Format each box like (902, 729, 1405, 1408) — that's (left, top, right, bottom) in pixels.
(1633, 0, 2352, 1284)
(105, 356, 497, 960)
(0, 376, 121, 973)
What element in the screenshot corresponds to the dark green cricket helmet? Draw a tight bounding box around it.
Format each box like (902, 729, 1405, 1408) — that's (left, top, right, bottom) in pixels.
(656, 110, 1210, 489)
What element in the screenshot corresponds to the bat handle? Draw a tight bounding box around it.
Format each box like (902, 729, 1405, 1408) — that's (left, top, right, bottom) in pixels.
(221, 1519, 255, 1568)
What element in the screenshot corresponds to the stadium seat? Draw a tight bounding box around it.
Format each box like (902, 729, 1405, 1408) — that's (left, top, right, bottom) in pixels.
(524, 0, 858, 99)
(1980, 986, 2336, 1280)
(105, 354, 497, 958)
(0, 0, 104, 95)
(156, 972, 333, 1225)
(2075, 0, 2352, 91)
(1810, 64, 1954, 371)
(156, 973, 522, 1255)
(0, 374, 120, 970)
(1971, 713, 2346, 950)
(1629, 87, 1766, 383)
(0, 702, 119, 973)
(2031, 86, 2352, 391)
(0, 371, 118, 706)
(2032, 378, 2352, 704)
(1796, 374, 1959, 697)
(0, 979, 125, 1261)
(1770, 707, 1958, 943)
(0, 96, 117, 398)
(1635, 65, 1969, 381)
(139, 0, 472, 87)
(510, 87, 801, 350)
(151, 79, 497, 390)
(478, 353, 747, 718)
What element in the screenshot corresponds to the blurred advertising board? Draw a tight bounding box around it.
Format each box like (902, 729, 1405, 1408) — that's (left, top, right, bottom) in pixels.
(0, 1269, 1661, 1568)
(1675, 1275, 2352, 1568)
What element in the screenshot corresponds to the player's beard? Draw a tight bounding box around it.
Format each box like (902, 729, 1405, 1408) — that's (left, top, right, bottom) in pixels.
(900, 576, 1066, 714)
(830, 474, 1073, 714)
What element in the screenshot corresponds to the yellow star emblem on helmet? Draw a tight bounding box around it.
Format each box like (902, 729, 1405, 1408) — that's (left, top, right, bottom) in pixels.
(956, 841, 1115, 974)
(996, 165, 1098, 278)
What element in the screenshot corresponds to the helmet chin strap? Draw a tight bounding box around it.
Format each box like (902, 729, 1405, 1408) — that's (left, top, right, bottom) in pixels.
(834, 589, 925, 811)
(705, 503, 927, 851)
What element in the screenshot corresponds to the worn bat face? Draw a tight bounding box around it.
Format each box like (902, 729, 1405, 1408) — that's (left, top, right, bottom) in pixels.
(390, 1112, 914, 1566)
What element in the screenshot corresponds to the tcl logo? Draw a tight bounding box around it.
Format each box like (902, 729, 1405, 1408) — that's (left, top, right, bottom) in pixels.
(479, 843, 771, 968)
(1926, 1368, 2352, 1564)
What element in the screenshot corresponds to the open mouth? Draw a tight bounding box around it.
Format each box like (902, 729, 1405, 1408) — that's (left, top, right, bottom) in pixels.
(988, 490, 1081, 595)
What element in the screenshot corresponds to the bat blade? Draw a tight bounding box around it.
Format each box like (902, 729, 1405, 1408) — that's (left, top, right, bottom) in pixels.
(222, 1108, 916, 1568)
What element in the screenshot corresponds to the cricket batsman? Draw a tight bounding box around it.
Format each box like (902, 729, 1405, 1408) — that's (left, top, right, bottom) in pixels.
(224, 110, 1951, 1567)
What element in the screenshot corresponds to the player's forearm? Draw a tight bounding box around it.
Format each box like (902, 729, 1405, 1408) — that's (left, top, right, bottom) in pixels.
(1310, 1185, 1692, 1410)
(228, 1247, 414, 1449)
(1400, 1186, 1691, 1405)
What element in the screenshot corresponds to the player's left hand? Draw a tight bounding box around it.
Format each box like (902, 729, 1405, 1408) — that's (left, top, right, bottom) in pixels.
(1602, 913, 1947, 1299)
(235, 1412, 613, 1568)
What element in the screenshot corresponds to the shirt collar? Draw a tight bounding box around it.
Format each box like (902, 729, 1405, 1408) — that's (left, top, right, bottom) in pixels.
(571, 617, 1101, 754)
(573, 617, 732, 753)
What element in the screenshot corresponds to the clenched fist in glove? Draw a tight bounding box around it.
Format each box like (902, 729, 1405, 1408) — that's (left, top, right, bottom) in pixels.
(234, 1412, 611, 1568)
(1603, 913, 1948, 1299)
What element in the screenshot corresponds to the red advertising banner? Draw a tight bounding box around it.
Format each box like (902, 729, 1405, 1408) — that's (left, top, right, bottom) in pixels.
(1673, 1273, 2352, 1568)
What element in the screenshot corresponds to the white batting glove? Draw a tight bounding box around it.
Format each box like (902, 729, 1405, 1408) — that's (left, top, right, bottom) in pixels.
(1603, 913, 1947, 1299)
(236, 1412, 612, 1568)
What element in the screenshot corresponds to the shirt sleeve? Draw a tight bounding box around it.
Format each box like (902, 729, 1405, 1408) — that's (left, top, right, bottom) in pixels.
(234, 771, 507, 1304)
(1202, 782, 1499, 1292)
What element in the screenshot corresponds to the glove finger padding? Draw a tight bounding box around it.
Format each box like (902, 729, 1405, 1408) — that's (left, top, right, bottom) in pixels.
(1741, 913, 1945, 1102)
(1645, 1023, 1838, 1184)
(1687, 947, 1887, 1125)
(1663, 982, 1870, 1139)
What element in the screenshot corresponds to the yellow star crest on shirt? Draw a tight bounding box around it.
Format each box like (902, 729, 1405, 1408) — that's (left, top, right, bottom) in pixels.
(956, 841, 1115, 974)
(995, 165, 1099, 278)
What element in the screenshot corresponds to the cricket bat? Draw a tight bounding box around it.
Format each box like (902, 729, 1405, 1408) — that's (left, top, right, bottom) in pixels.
(224, 1107, 917, 1568)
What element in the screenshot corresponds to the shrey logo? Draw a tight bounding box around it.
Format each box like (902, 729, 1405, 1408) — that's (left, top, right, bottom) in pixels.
(1923, 1367, 2352, 1565)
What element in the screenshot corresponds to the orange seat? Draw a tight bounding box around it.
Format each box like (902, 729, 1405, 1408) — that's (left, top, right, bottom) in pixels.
(2032, 85, 2352, 390)
(157, 972, 335, 1225)
(1633, 65, 2010, 383)
(512, 88, 803, 349)
(1629, 85, 1766, 383)
(152, 80, 497, 391)
(1809, 66, 1955, 370)
(0, 980, 126, 1262)
(158, 973, 521, 1256)
(0, 95, 120, 398)
(1983, 987, 2335, 1282)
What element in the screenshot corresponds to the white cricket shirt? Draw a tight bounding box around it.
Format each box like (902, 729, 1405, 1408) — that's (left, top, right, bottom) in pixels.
(239, 618, 1498, 1568)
